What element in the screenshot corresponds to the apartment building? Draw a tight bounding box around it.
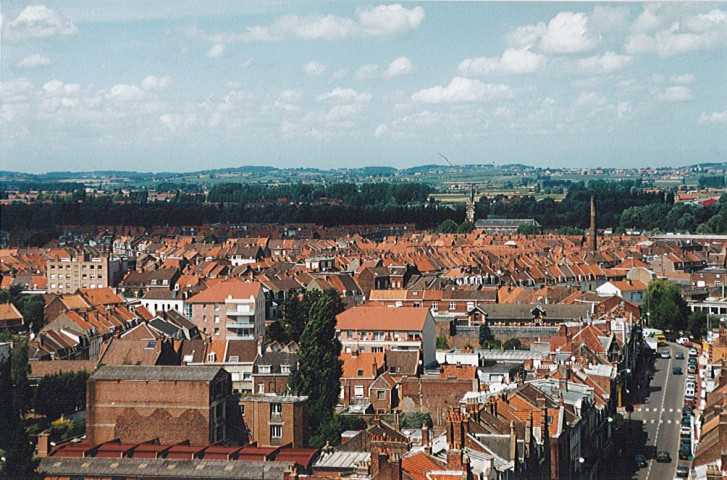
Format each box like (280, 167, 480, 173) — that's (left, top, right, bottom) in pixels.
(47, 253, 111, 294)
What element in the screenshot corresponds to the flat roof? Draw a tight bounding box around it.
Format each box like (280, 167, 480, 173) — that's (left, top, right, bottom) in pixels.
(91, 365, 224, 382)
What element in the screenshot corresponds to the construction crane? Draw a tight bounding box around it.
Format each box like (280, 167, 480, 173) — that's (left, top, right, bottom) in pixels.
(437, 152, 460, 173)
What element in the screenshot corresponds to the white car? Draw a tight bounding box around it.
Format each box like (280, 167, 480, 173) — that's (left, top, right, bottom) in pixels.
(680, 425, 691, 437)
(689, 348, 698, 356)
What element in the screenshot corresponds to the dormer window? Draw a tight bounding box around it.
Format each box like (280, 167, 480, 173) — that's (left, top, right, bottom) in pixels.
(281, 365, 290, 374)
(357, 369, 364, 376)
(207, 352, 216, 362)
(258, 365, 271, 374)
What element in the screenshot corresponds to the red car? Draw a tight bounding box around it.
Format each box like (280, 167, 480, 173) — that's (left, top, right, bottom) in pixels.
(684, 398, 696, 408)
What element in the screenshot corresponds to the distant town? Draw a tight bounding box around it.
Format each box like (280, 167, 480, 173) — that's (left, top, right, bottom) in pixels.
(2, 163, 727, 480)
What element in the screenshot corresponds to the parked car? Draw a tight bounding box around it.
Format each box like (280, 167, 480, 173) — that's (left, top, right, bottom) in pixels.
(673, 366, 683, 375)
(635, 454, 647, 468)
(679, 447, 693, 460)
(689, 348, 698, 356)
(675, 352, 685, 359)
(684, 397, 696, 408)
(661, 349, 671, 358)
(681, 416, 691, 426)
(685, 387, 696, 398)
(656, 450, 672, 463)
(683, 406, 693, 416)
(680, 425, 691, 437)
(688, 365, 697, 374)
(677, 464, 690, 477)
(687, 374, 696, 382)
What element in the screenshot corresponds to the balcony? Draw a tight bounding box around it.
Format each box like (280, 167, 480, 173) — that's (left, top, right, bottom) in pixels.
(227, 320, 255, 330)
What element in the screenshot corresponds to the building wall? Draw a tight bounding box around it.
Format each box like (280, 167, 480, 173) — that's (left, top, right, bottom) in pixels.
(47, 257, 109, 294)
(86, 377, 224, 445)
(240, 397, 306, 448)
(398, 377, 474, 426)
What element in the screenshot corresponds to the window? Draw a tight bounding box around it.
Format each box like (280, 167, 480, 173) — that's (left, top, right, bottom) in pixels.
(377, 390, 386, 400)
(214, 316, 220, 324)
(271, 425, 282, 439)
(207, 352, 216, 362)
(214, 328, 220, 336)
(281, 365, 290, 374)
(229, 356, 239, 362)
(258, 383, 265, 393)
(203, 315, 207, 322)
(449, 302, 456, 310)
(413, 302, 420, 308)
(357, 369, 364, 376)
(243, 372, 251, 380)
(354, 385, 364, 398)
(271, 403, 282, 415)
(258, 365, 271, 374)
(183, 354, 193, 363)
(215, 303, 220, 311)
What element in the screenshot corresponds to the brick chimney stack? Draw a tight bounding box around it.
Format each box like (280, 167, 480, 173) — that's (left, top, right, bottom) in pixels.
(37, 432, 50, 457)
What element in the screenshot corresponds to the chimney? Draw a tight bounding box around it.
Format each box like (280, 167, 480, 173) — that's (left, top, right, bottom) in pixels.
(422, 423, 430, 453)
(525, 411, 533, 457)
(719, 413, 727, 449)
(590, 195, 597, 253)
(509, 421, 517, 462)
(559, 378, 568, 392)
(37, 432, 50, 457)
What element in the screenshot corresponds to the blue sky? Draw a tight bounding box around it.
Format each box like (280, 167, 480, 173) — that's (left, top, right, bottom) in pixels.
(1, 2, 726, 173)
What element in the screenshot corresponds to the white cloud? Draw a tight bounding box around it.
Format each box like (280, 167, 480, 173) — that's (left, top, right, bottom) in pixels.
(384, 56, 413, 78)
(106, 84, 145, 101)
(5, 5, 78, 41)
(356, 64, 379, 81)
(160, 113, 198, 133)
(274, 89, 302, 111)
(303, 61, 327, 76)
(699, 111, 727, 125)
(575, 91, 608, 108)
(671, 73, 696, 84)
(43, 80, 81, 97)
(17, 53, 51, 68)
(577, 51, 632, 73)
(626, 8, 727, 57)
(617, 102, 631, 118)
(632, 5, 663, 33)
(540, 12, 598, 54)
(654, 85, 693, 102)
(207, 44, 226, 58)
(411, 77, 512, 104)
(317, 87, 371, 103)
(506, 23, 546, 48)
(141, 75, 172, 90)
(332, 69, 348, 80)
(184, 4, 424, 44)
(356, 4, 425, 38)
(458, 47, 546, 76)
(589, 5, 630, 36)
(0, 78, 34, 102)
(374, 124, 388, 137)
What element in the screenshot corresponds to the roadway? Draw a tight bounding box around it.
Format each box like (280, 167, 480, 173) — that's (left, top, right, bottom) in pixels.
(628, 342, 690, 480)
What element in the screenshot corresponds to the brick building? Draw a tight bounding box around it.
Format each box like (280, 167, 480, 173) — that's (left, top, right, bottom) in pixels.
(86, 365, 242, 445)
(239, 394, 307, 448)
(184, 278, 265, 340)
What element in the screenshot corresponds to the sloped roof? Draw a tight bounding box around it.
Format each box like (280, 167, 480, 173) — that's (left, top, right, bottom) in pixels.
(336, 306, 430, 331)
(187, 278, 262, 303)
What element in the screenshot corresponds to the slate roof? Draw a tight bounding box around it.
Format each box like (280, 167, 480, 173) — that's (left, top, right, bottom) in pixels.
(91, 365, 224, 382)
(38, 457, 293, 480)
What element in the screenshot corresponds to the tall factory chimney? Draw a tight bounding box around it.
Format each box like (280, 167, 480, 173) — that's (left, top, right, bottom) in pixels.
(590, 195, 597, 252)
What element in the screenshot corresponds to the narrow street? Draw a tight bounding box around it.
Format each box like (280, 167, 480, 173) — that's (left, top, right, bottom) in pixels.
(608, 342, 690, 480)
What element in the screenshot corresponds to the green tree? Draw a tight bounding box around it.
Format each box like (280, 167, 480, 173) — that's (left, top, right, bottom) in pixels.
(0, 342, 38, 478)
(437, 219, 458, 233)
(399, 411, 433, 428)
(287, 293, 344, 447)
(456, 221, 475, 234)
(436, 336, 449, 349)
(643, 279, 689, 332)
(10, 339, 31, 416)
(15, 295, 45, 333)
(503, 338, 524, 350)
(33, 371, 90, 420)
(479, 323, 493, 348)
(516, 223, 539, 235)
(687, 310, 708, 340)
